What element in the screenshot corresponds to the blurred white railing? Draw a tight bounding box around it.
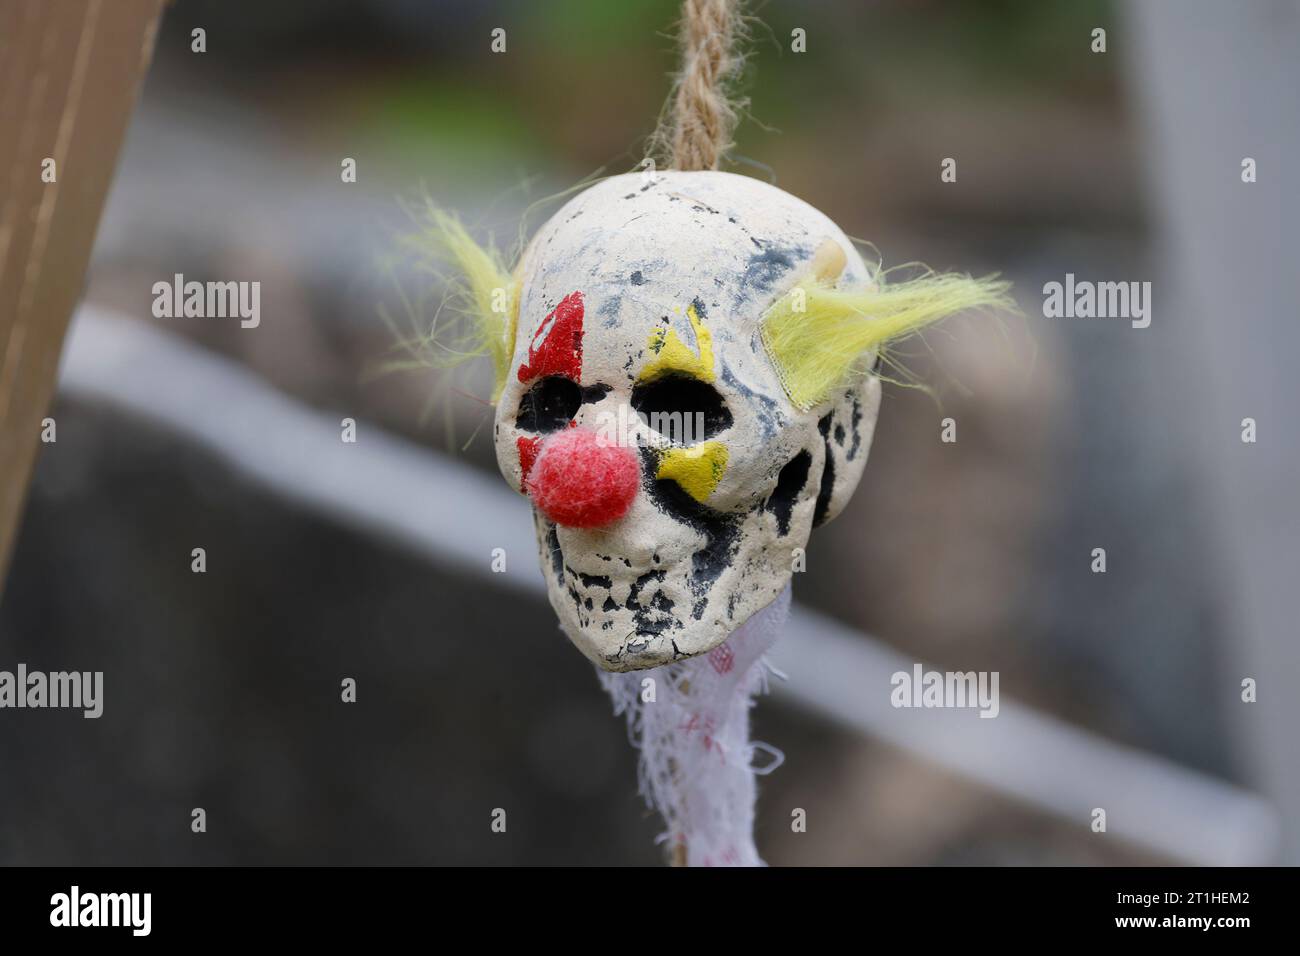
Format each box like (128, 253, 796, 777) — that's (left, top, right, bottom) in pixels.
(57, 307, 1280, 865)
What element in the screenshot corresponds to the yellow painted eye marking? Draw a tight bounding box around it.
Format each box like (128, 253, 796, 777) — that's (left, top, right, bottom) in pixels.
(639, 300, 724, 501)
(655, 441, 728, 503)
(640, 301, 714, 383)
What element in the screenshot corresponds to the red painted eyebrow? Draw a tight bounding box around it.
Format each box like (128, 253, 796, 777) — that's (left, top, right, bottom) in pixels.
(518, 291, 584, 383)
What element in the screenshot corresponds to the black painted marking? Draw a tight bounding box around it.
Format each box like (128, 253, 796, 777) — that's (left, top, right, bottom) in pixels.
(625, 569, 675, 636)
(577, 571, 612, 589)
(518, 379, 611, 433)
(721, 363, 782, 441)
(641, 447, 741, 621)
(598, 294, 623, 328)
(766, 450, 812, 536)
(740, 241, 809, 299)
(631, 375, 732, 440)
(847, 393, 864, 460)
(813, 440, 836, 527)
(546, 526, 564, 582)
(580, 383, 612, 405)
(517, 377, 581, 433)
(625, 569, 666, 608)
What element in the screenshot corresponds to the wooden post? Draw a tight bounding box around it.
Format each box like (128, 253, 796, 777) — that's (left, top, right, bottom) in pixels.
(0, 0, 165, 594)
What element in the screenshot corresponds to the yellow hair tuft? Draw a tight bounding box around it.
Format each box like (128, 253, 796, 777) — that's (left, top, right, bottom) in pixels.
(760, 267, 1014, 410)
(391, 200, 519, 402)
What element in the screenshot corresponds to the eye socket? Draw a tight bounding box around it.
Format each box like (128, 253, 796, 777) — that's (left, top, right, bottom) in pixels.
(517, 376, 582, 432)
(630, 375, 732, 443)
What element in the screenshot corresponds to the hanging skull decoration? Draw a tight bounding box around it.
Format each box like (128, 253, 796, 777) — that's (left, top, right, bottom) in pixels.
(417, 169, 1005, 673)
(396, 0, 1018, 866)
(492, 172, 877, 671)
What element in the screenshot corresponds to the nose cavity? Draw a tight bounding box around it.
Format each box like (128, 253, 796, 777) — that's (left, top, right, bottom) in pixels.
(526, 428, 639, 529)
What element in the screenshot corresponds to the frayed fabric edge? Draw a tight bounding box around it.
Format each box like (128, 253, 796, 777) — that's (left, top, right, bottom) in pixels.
(596, 586, 790, 866)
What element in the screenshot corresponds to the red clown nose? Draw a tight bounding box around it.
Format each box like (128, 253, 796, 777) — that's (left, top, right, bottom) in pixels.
(525, 428, 639, 529)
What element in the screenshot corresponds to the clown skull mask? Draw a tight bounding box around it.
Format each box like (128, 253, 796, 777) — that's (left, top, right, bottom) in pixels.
(492, 171, 881, 671)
